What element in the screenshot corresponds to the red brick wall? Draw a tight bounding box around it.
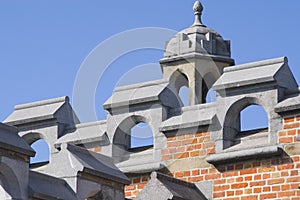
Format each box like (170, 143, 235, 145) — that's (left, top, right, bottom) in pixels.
(162, 131, 215, 163)
(123, 116, 300, 199)
(279, 116, 300, 144)
(125, 175, 150, 198)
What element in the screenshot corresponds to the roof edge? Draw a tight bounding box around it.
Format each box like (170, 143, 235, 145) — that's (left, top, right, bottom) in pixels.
(152, 172, 197, 188)
(14, 96, 69, 111)
(74, 120, 107, 129)
(160, 52, 234, 65)
(114, 79, 169, 92)
(224, 57, 287, 73)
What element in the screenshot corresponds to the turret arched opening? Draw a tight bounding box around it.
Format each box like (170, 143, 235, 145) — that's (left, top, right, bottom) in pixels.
(169, 70, 190, 107)
(202, 72, 217, 103)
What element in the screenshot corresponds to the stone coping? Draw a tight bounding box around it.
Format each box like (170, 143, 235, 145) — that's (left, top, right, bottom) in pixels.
(275, 94, 300, 113)
(213, 57, 296, 91)
(206, 145, 283, 165)
(15, 96, 68, 110)
(55, 120, 108, 148)
(160, 103, 216, 132)
(116, 149, 163, 173)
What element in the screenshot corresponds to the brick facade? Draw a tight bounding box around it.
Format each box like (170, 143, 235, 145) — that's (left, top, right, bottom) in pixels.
(123, 115, 300, 199)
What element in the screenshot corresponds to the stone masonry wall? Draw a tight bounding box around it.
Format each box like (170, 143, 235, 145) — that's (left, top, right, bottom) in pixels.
(123, 115, 300, 199)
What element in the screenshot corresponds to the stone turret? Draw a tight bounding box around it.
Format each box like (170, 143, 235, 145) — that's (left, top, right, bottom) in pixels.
(160, 1, 234, 105)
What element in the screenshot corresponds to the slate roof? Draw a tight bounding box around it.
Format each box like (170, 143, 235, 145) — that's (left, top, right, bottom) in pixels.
(213, 57, 298, 91)
(67, 144, 130, 185)
(29, 171, 76, 200)
(0, 123, 35, 157)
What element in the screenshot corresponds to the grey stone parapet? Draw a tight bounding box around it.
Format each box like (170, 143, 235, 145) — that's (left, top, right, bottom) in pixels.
(160, 103, 216, 132)
(224, 57, 287, 73)
(213, 56, 297, 92)
(103, 79, 179, 110)
(54, 120, 108, 149)
(117, 161, 163, 174)
(4, 96, 79, 127)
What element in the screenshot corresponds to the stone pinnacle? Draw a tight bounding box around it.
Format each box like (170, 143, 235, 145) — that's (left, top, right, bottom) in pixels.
(192, 1, 205, 27)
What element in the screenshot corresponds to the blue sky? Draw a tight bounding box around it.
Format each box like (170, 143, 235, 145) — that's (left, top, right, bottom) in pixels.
(1, 1, 299, 161)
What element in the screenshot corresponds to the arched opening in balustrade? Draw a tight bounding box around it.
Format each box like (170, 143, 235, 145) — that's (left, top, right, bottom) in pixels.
(112, 115, 154, 163)
(223, 97, 269, 150)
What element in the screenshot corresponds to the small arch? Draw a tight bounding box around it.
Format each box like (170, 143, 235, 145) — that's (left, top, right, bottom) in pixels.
(169, 70, 189, 106)
(21, 132, 50, 165)
(112, 115, 154, 162)
(223, 97, 269, 150)
(241, 105, 268, 131)
(22, 132, 45, 145)
(30, 139, 50, 164)
(131, 122, 154, 148)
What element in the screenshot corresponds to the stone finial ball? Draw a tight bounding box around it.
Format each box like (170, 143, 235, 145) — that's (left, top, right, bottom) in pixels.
(193, 1, 203, 14)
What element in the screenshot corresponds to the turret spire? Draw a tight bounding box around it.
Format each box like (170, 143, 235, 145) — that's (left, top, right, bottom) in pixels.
(192, 1, 205, 27)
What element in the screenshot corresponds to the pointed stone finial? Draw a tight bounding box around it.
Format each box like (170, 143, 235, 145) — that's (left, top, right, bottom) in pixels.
(192, 1, 205, 27)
